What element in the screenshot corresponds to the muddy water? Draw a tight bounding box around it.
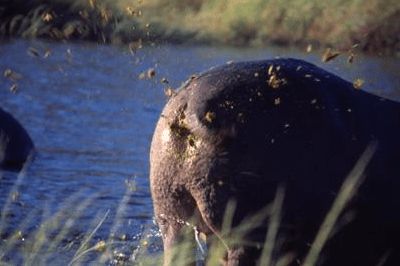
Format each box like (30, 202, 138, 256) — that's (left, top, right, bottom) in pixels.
(0, 39, 399, 264)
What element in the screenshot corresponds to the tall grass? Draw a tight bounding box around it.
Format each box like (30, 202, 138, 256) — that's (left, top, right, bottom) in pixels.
(149, 143, 375, 266)
(0, 189, 162, 265)
(0, 0, 399, 53)
(1, 143, 376, 265)
(0, 157, 162, 265)
(136, 0, 400, 53)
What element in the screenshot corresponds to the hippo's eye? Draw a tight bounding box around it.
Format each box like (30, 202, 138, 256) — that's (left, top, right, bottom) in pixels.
(188, 134, 196, 147)
(170, 122, 190, 137)
(169, 103, 190, 137)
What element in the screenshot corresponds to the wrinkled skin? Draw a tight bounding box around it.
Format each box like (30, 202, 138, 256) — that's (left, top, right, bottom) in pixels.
(0, 107, 34, 171)
(149, 59, 400, 265)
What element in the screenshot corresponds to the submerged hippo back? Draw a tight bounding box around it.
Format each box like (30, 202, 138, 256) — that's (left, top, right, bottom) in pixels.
(0, 107, 34, 171)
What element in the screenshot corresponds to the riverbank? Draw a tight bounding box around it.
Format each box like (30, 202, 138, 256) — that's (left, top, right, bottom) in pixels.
(1, 0, 399, 55)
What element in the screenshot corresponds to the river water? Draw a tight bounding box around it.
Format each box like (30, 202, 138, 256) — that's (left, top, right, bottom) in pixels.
(0, 39, 399, 265)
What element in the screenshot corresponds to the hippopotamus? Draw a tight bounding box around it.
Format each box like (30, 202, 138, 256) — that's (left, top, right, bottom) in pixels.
(0, 106, 34, 171)
(149, 58, 400, 265)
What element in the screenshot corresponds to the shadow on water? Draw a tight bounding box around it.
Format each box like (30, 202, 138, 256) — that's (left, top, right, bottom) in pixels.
(0, 39, 399, 264)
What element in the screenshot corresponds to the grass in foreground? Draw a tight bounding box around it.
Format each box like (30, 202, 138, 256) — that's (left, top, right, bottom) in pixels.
(0, 143, 376, 265)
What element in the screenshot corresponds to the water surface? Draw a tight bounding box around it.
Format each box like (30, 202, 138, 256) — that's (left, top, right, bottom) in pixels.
(0, 39, 399, 264)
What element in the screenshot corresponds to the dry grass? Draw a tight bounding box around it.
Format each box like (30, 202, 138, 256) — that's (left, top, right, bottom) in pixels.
(0, 0, 399, 54)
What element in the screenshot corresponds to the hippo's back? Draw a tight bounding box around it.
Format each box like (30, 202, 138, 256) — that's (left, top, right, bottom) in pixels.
(150, 58, 400, 265)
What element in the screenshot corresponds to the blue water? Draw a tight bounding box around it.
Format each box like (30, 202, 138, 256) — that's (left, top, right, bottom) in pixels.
(0, 39, 399, 264)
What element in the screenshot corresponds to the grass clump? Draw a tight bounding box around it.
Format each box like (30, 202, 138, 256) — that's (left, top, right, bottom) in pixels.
(0, 190, 162, 265)
(0, 164, 162, 265)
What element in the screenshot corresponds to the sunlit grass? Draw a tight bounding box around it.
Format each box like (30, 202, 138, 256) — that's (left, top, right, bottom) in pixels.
(1, 0, 399, 53)
(0, 170, 161, 265)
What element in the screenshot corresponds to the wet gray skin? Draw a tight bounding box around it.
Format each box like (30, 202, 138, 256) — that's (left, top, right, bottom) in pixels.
(150, 58, 400, 266)
(0, 106, 34, 171)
